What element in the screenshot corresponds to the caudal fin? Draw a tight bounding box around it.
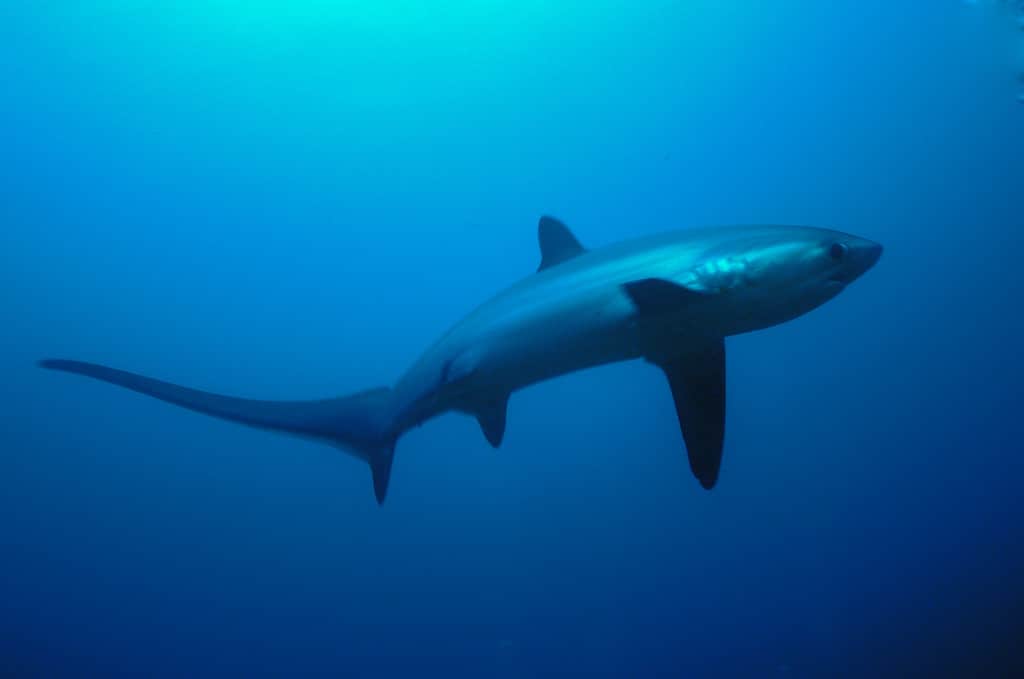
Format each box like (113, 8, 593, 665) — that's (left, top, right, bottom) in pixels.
(39, 359, 399, 504)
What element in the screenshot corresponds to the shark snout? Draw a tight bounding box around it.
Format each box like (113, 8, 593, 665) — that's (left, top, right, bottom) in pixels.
(854, 238, 883, 275)
(830, 237, 882, 285)
(860, 238, 883, 269)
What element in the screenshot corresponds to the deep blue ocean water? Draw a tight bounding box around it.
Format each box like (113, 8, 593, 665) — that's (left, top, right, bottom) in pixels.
(2, 2, 1022, 676)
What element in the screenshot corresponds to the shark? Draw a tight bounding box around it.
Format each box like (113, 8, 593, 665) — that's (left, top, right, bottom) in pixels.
(41, 218, 882, 504)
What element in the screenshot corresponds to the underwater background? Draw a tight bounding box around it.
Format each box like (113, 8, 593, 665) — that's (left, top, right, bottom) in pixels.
(2, 1, 1022, 676)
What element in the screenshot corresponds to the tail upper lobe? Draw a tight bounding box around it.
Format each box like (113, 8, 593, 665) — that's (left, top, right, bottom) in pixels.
(39, 359, 399, 504)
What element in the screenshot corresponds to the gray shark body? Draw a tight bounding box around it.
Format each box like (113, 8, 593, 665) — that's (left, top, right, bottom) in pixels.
(42, 218, 882, 503)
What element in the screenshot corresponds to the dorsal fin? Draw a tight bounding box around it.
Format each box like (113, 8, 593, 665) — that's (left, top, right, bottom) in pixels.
(537, 216, 586, 271)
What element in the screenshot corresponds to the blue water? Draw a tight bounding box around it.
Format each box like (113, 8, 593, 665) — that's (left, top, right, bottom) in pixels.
(2, 2, 1022, 676)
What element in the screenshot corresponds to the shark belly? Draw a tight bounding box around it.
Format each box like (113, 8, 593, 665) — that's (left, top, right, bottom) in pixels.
(467, 285, 642, 393)
(391, 279, 643, 432)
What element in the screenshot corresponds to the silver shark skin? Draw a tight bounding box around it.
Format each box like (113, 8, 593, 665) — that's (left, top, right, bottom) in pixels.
(40, 219, 882, 503)
(392, 224, 881, 428)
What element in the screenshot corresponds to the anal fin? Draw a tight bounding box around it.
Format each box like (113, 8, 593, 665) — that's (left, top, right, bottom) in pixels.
(475, 394, 509, 448)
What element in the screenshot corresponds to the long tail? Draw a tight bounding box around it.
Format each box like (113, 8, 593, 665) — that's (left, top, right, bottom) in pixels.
(39, 359, 399, 504)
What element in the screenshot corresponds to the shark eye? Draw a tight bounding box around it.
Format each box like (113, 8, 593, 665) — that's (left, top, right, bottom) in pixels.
(829, 242, 848, 261)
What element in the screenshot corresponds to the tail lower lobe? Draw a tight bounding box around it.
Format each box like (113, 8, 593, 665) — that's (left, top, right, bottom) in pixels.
(39, 359, 399, 504)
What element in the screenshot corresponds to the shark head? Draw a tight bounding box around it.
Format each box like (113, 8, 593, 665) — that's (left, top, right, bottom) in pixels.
(677, 226, 883, 336)
(754, 226, 880, 286)
(743, 227, 882, 330)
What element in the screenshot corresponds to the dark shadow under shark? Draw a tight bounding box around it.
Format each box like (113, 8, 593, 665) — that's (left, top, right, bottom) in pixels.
(41, 217, 882, 504)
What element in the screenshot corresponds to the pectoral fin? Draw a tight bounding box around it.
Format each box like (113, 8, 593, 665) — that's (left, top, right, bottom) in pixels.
(656, 340, 726, 490)
(623, 277, 711, 315)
